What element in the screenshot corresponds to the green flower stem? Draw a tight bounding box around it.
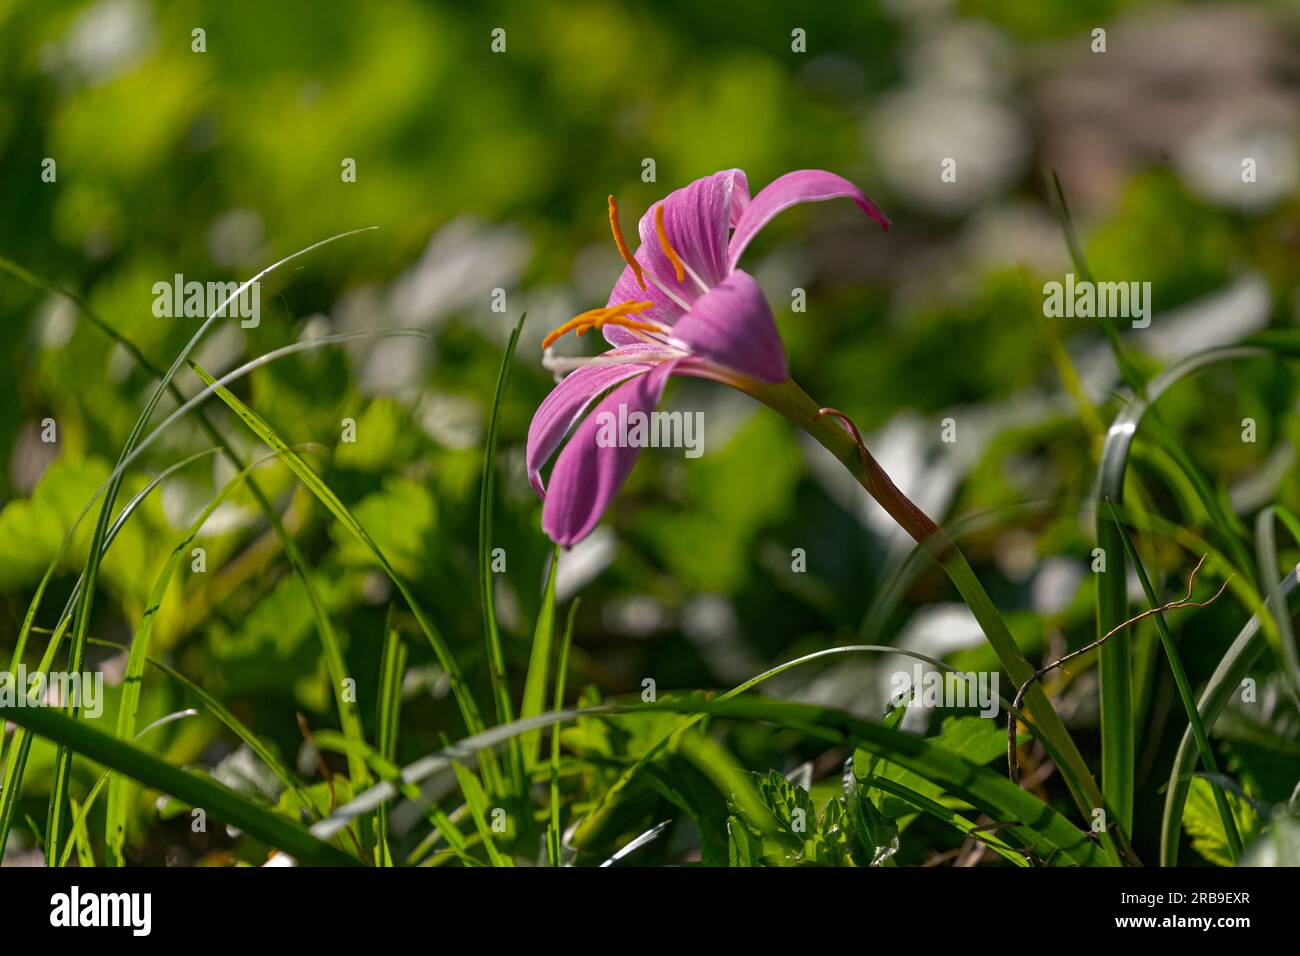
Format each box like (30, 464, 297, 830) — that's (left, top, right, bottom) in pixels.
(746, 377, 1130, 864)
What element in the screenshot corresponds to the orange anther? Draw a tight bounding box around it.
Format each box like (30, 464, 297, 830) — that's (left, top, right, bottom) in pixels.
(654, 204, 685, 283)
(541, 301, 657, 349)
(608, 195, 646, 291)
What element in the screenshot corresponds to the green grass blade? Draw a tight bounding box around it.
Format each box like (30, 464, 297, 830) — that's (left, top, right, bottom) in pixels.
(572, 643, 1074, 850)
(312, 706, 605, 841)
(66, 794, 95, 868)
(1109, 501, 1242, 861)
(0, 698, 359, 866)
(104, 448, 308, 866)
(317, 654, 1105, 866)
(521, 544, 561, 770)
(1159, 566, 1299, 864)
(478, 314, 527, 795)
(450, 761, 512, 866)
(57, 708, 199, 867)
(44, 229, 377, 864)
(662, 695, 1110, 866)
(867, 776, 1030, 867)
(394, 693, 1109, 867)
(374, 609, 407, 866)
(85, 637, 316, 823)
(1046, 169, 1144, 393)
(1095, 344, 1270, 837)
(1255, 508, 1300, 706)
(547, 598, 579, 866)
(0, 449, 218, 863)
(940, 550, 1126, 862)
(310, 731, 479, 868)
(186, 362, 493, 765)
(675, 730, 779, 842)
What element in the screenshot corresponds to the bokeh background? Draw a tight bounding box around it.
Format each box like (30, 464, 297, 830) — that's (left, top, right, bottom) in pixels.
(2, 0, 1299, 864)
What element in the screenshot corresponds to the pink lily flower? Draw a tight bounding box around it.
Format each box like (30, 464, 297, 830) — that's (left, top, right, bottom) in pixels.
(527, 168, 890, 546)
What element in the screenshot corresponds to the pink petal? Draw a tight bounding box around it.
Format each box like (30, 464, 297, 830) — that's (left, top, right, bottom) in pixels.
(604, 169, 751, 344)
(526, 346, 664, 497)
(542, 362, 677, 546)
(670, 271, 787, 384)
(726, 169, 890, 271)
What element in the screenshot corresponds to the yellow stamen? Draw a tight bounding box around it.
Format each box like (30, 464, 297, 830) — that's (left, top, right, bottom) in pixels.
(654, 204, 686, 283)
(608, 195, 645, 291)
(541, 300, 657, 349)
(541, 308, 609, 349)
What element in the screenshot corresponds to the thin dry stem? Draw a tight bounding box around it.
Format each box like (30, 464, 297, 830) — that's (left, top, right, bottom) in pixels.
(1007, 556, 1232, 786)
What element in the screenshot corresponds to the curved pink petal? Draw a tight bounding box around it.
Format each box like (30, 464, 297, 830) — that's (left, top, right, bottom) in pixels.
(726, 169, 890, 271)
(670, 270, 787, 384)
(526, 345, 665, 497)
(604, 169, 751, 344)
(542, 361, 677, 546)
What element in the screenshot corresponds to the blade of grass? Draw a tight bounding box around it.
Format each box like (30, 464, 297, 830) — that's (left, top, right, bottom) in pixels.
(1159, 566, 1299, 864)
(1255, 507, 1300, 705)
(374, 608, 407, 866)
(84, 636, 314, 819)
(1046, 169, 1145, 392)
(1050, 178, 1259, 839)
(1095, 344, 1271, 837)
(0, 697, 360, 865)
(868, 776, 1030, 867)
(24, 332, 406, 860)
(57, 708, 199, 867)
(0, 448, 218, 862)
(547, 598, 579, 867)
(572, 644, 1070, 850)
(186, 361, 496, 787)
(676, 729, 780, 842)
(67, 794, 94, 868)
(0, 259, 367, 789)
(44, 228, 378, 863)
(665, 695, 1109, 867)
(105, 447, 316, 866)
(1, 326, 418, 777)
(382, 693, 1111, 867)
(1109, 501, 1242, 861)
(310, 731, 479, 868)
(479, 314, 527, 797)
(318, 649, 1105, 866)
(450, 761, 512, 866)
(521, 544, 561, 770)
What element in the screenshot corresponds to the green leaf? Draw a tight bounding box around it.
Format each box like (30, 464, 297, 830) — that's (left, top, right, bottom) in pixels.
(1183, 778, 1259, 867)
(844, 780, 898, 866)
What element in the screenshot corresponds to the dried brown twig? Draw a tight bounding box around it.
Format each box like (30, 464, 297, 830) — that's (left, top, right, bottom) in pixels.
(1007, 555, 1231, 786)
